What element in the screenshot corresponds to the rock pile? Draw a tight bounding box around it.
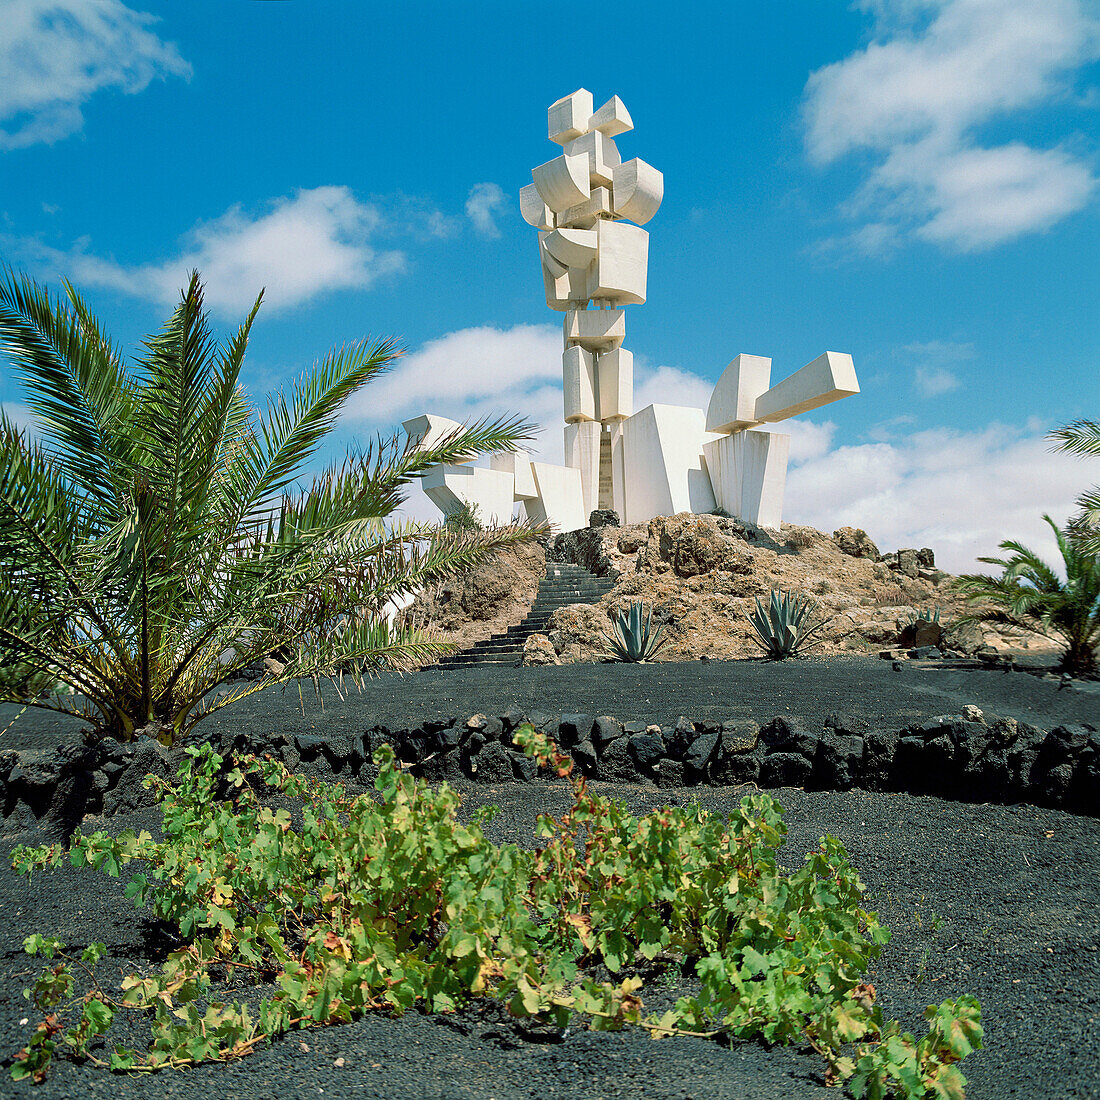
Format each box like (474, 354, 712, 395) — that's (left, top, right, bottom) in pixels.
(3, 707, 1096, 828)
(529, 513, 1055, 665)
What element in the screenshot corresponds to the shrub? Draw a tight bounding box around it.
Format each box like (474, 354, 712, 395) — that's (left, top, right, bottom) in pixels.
(0, 272, 536, 744)
(443, 501, 484, 533)
(953, 515, 1100, 676)
(9, 729, 982, 1096)
(601, 600, 668, 662)
(748, 589, 832, 658)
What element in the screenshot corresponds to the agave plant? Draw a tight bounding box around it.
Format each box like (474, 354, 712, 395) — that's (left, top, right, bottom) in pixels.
(601, 600, 668, 662)
(952, 515, 1100, 675)
(747, 589, 831, 659)
(0, 271, 537, 745)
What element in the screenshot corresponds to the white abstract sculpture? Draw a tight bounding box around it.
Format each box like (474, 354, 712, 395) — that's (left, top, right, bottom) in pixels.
(406, 90, 860, 534)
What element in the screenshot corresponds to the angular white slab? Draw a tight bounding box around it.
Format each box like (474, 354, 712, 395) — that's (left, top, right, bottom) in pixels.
(597, 346, 633, 421)
(587, 219, 649, 305)
(527, 462, 586, 533)
(544, 227, 599, 269)
(563, 344, 597, 421)
(589, 95, 633, 138)
(421, 463, 516, 525)
(402, 413, 474, 463)
(754, 352, 859, 424)
(702, 429, 790, 529)
(563, 129, 621, 188)
(541, 238, 590, 310)
(519, 183, 554, 230)
(532, 152, 591, 212)
(549, 89, 594, 145)
(705, 354, 773, 434)
(620, 404, 717, 524)
(565, 419, 602, 518)
(611, 158, 664, 225)
(490, 450, 537, 500)
(564, 307, 625, 351)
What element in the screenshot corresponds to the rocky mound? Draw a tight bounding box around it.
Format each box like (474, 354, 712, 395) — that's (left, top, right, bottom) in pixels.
(526, 513, 1057, 666)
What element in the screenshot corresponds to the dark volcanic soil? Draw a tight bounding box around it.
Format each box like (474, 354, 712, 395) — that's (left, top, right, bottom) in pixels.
(0, 658, 1097, 1099)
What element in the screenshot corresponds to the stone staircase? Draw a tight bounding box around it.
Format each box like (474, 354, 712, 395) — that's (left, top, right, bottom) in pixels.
(434, 562, 614, 669)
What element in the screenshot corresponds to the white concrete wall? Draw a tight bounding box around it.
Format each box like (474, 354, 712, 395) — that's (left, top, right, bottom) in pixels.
(621, 404, 717, 523)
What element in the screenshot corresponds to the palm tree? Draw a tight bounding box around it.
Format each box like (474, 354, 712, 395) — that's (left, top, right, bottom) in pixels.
(1049, 419, 1100, 554)
(0, 271, 537, 744)
(952, 515, 1100, 676)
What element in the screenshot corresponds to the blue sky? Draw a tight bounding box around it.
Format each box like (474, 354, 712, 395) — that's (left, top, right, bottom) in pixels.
(1, 0, 1098, 571)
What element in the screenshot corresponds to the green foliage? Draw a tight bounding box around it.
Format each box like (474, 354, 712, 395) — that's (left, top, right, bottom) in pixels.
(748, 588, 832, 659)
(10, 729, 980, 1095)
(1049, 419, 1100, 555)
(0, 271, 538, 744)
(601, 600, 668, 662)
(952, 514, 1100, 675)
(443, 501, 485, 533)
(903, 608, 941, 627)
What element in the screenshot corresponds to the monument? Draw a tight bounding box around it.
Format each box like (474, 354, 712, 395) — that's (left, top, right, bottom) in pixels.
(405, 90, 860, 531)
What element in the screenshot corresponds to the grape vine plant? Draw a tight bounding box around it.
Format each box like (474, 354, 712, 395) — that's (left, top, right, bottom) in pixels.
(9, 727, 982, 1097)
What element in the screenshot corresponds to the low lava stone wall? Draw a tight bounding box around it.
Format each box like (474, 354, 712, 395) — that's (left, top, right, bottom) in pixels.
(1, 708, 1097, 828)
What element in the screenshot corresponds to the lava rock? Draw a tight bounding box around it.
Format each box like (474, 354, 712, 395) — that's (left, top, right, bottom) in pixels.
(684, 732, 719, 780)
(470, 741, 514, 784)
(294, 733, 327, 761)
(759, 716, 817, 758)
(593, 716, 624, 746)
(814, 730, 864, 790)
(759, 753, 812, 789)
(599, 736, 638, 782)
(558, 714, 595, 748)
(628, 730, 665, 774)
(658, 758, 685, 788)
(571, 738, 598, 777)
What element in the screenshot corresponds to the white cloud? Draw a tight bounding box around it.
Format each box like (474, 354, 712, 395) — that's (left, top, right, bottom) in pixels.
(804, 0, 1099, 251)
(0, 0, 190, 150)
(785, 422, 1089, 572)
(897, 338, 973, 396)
(22, 187, 408, 316)
(464, 183, 507, 238)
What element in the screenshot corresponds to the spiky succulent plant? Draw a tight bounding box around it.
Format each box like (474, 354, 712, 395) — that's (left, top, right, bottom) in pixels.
(747, 588, 831, 659)
(601, 600, 668, 662)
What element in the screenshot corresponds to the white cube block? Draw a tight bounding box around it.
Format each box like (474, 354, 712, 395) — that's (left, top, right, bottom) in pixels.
(563, 307, 626, 351)
(402, 413, 474, 463)
(562, 129, 621, 188)
(597, 347, 633, 420)
(549, 89, 594, 145)
(588, 95, 633, 138)
(620, 404, 716, 523)
(421, 463, 517, 526)
(706, 354, 773, 434)
(611, 158, 664, 225)
(563, 344, 597, 421)
(527, 462, 586, 533)
(564, 419, 602, 518)
(532, 152, 591, 212)
(490, 450, 537, 500)
(587, 220, 648, 305)
(557, 186, 612, 229)
(702, 429, 790, 529)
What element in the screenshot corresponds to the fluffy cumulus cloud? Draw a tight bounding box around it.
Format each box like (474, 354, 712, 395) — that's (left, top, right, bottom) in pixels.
(0, 0, 190, 150)
(464, 182, 507, 238)
(804, 0, 1099, 252)
(24, 187, 408, 316)
(785, 422, 1090, 572)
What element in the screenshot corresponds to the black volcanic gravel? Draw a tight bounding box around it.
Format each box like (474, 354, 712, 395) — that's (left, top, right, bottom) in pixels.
(0, 658, 1097, 1099)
